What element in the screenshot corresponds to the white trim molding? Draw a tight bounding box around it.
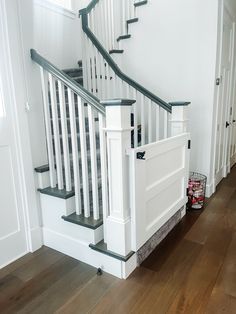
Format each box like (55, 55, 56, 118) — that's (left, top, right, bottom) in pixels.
(34, 0, 76, 19)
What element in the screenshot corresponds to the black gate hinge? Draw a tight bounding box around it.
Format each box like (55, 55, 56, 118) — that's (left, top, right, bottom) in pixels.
(136, 151, 146, 160)
(188, 140, 191, 149)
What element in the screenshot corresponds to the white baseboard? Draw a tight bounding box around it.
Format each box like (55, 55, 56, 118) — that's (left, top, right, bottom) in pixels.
(42, 227, 137, 279)
(29, 226, 43, 252)
(206, 181, 214, 198)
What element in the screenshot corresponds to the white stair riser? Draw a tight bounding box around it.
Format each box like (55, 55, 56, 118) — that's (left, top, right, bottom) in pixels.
(40, 193, 103, 244)
(36, 171, 50, 189)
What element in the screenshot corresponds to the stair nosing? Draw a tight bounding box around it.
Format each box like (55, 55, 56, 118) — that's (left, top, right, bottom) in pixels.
(117, 34, 131, 42)
(127, 17, 139, 24)
(38, 187, 75, 199)
(134, 0, 148, 7)
(109, 49, 124, 54)
(89, 240, 135, 262)
(62, 213, 103, 230)
(35, 164, 50, 173)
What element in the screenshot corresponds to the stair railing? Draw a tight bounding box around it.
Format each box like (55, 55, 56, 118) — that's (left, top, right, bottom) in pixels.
(31, 49, 108, 222)
(80, 0, 172, 148)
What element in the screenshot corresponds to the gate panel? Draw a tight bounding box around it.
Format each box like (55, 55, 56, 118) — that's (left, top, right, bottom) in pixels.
(129, 133, 190, 251)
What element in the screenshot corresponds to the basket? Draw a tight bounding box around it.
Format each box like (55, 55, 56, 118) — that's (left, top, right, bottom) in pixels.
(187, 172, 207, 210)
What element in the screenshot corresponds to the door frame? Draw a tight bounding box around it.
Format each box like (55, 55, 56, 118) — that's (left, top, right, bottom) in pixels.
(212, 0, 236, 193)
(0, 0, 42, 264)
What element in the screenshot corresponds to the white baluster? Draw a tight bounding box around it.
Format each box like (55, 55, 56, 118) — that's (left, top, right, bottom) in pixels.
(122, 0, 126, 35)
(132, 88, 138, 148)
(98, 113, 108, 241)
(68, 88, 82, 214)
(148, 99, 153, 143)
(88, 105, 99, 220)
(163, 110, 168, 139)
(58, 82, 72, 192)
(77, 96, 90, 218)
(141, 93, 146, 145)
(156, 106, 160, 141)
(40, 68, 56, 188)
(170, 103, 190, 136)
(48, 74, 64, 190)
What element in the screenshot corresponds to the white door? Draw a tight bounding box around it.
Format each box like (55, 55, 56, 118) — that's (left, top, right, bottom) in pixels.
(0, 5, 28, 268)
(215, 8, 235, 185)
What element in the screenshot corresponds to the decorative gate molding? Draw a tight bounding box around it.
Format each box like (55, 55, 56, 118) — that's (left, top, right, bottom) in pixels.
(129, 133, 190, 251)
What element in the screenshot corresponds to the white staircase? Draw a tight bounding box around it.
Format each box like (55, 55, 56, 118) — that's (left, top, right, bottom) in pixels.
(31, 0, 191, 279)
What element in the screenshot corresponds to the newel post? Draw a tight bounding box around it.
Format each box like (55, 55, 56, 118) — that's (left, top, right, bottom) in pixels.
(101, 99, 135, 256)
(169, 102, 191, 136)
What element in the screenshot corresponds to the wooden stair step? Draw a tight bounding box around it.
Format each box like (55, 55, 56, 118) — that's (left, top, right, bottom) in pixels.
(62, 213, 103, 230)
(134, 0, 148, 7)
(127, 17, 139, 24)
(89, 240, 135, 262)
(117, 34, 131, 42)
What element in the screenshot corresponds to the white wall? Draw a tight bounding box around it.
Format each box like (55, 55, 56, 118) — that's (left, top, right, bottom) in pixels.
(120, 0, 219, 195)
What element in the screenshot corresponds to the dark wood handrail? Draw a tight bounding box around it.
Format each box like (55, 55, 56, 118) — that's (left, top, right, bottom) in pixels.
(30, 49, 106, 115)
(79, 1, 172, 113)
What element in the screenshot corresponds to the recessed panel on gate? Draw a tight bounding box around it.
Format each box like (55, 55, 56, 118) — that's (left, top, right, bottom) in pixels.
(146, 146, 183, 187)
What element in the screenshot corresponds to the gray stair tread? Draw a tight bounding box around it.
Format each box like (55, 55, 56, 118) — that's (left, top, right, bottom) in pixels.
(134, 0, 148, 7)
(35, 164, 49, 173)
(62, 213, 103, 230)
(109, 49, 124, 54)
(127, 17, 139, 24)
(38, 186, 75, 199)
(89, 240, 135, 262)
(117, 34, 131, 42)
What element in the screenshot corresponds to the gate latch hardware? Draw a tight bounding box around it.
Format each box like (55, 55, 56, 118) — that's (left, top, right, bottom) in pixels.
(136, 151, 146, 160)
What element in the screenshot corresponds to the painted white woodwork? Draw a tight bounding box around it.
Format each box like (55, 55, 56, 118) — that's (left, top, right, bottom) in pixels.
(214, 6, 235, 186)
(43, 225, 137, 279)
(129, 133, 190, 251)
(68, 88, 82, 214)
(37, 171, 50, 189)
(49, 74, 64, 190)
(78, 97, 90, 218)
(0, 2, 29, 267)
(104, 102, 133, 256)
(170, 105, 189, 137)
(58, 81, 72, 192)
(88, 105, 99, 220)
(40, 68, 56, 188)
(40, 193, 103, 244)
(98, 113, 109, 242)
(40, 192, 137, 279)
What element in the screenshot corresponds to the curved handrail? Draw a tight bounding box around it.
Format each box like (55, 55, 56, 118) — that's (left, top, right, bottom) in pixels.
(30, 49, 106, 115)
(79, 2, 172, 113)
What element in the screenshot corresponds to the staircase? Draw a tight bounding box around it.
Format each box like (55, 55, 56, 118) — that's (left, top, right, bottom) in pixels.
(31, 0, 190, 279)
(63, 60, 83, 86)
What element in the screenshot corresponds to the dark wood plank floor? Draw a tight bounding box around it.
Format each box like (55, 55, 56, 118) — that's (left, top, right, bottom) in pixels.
(1, 167, 236, 313)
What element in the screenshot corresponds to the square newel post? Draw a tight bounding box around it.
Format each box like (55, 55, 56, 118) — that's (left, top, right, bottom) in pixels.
(101, 99, 136, 256)
(169, 102, 191, 136)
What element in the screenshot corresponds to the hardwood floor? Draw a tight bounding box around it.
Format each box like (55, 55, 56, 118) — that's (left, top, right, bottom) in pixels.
(1, 167, 236, 313)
